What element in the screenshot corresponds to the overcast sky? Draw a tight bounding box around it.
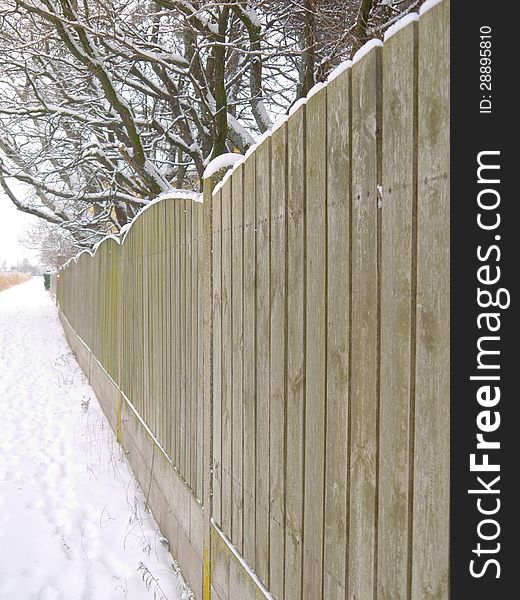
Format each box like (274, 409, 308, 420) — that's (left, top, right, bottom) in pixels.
(0, 191, 40, 267)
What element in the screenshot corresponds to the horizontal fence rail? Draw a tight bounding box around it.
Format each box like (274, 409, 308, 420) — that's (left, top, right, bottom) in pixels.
(56, 2, 449, 598)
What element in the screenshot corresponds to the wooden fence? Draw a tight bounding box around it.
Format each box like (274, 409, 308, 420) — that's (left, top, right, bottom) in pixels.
(57, 1, 449, 598)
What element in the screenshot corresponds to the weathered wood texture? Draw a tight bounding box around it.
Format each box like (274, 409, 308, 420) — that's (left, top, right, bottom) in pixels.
(57, 3, 449, 598)
(413, 2, 450, 598)
(58, 198, 205, 503)
(378, 19, 418, 600)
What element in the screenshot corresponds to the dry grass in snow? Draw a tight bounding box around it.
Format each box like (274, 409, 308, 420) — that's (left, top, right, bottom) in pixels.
(0, 272, 31, 292)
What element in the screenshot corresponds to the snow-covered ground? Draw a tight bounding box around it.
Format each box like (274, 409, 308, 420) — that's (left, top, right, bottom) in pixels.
(0, 278, 188, 600)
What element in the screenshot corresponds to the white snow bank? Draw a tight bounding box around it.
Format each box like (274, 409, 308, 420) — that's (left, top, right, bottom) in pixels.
(384, 12, 419, 41)
(203, 152, 244, 179)
(0, 279, 191, 600)
(420, 0, 444, 16)
(353, 38, 384, 64)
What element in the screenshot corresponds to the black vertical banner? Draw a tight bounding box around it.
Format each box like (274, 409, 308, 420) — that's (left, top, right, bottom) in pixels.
(451, 0, 518, 597)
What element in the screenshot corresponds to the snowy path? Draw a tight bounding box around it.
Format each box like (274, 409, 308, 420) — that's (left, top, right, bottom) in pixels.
(0, 279, 187, 600)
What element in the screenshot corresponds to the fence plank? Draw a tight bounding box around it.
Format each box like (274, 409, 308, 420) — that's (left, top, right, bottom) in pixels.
(137, 219, 145, 418)
(284, 105, 305, 600)
(378, 20, 418, 600)
(255, 136, 271, 586)
(242, 154, 257, 567)
(197, 203, 204, 501)
(167, 205, 176, 459)
(348, 44, 382, 600)
(324, 65, 351, 600)
(269, 123, 287, 599)
(165, 206, 173, 460)
(180, 200, 187, 478)
(302, 87, 327, 600)
(175, 202, 181, 467)
(186, 201, 193, 488)
(212, 189, 223, 526)
(190, 203, 198, 495)
(413, 2, 450, 598)
(157, 204, 166, 450)
(231, 164, 244, 552)
(221, 178, 233, 536)
(142, 213, 151, 431)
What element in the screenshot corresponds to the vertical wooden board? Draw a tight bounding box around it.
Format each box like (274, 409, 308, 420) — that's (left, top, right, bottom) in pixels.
(120, 241, 127, 399)
(153, 212, 160, 447)
(161, 205, 167, 450)
(231, 164, 244, 552)
(185, 201, 193, 487)
(197, 203, 204, 501)
(221, 177, 233, 536)
(166, 203, 176, 459)
(164, 203, 173, 460)
(302, 87, 328, 600)
(413, 3, 450, 599)
(146, 214, 153, 427)
(158, 202, 169, 450)
(242, 153, 257, 567)
(190, 202, 198, 494)
(126, 230, 136, 403)
(140, 218, 146, 417)
(151, 210, 159, 440)
(174, 202, 181, 466)
(144, 215, 150, 426)
(180, 200, 187, 479)
(134, 220, 142, 415)
(269, 124, 287, 599)
(131, 232, 138, 409)
(348, 45, 381, 600)
(378, 21, 418, 600)
(158, 204, 167, 452)
(147, 212, 154, 437)
(144, 214, 152, 428)
(133, 225, 139, 413)
(284, 106, 305, 600)
(140, 218, 146, 418)
(132, 222, 139, 412)
(255, 136, 271, 586)
(177, 201, 183, 469)
(212, 188, 223, 526)
(323, 66, 351, 600)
